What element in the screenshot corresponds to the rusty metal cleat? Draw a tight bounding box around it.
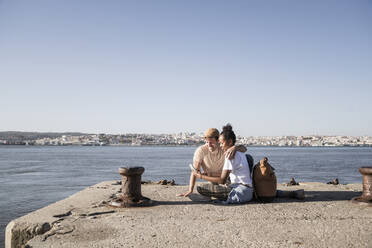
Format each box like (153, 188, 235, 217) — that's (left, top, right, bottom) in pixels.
(351, 167, 372, 207)
(110, 167, 154, 208)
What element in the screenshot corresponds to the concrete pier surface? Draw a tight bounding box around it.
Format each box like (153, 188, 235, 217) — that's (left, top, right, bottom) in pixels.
(5, 181, 372, 248)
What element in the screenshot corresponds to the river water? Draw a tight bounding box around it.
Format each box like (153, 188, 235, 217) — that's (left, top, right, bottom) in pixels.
(1, 145, 371, 246)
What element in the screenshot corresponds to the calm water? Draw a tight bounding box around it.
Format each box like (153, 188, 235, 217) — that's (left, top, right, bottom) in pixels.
(1, 145, 372, 246)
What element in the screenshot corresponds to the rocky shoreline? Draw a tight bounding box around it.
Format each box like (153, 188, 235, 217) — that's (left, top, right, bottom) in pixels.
(5, 181, 372, 248)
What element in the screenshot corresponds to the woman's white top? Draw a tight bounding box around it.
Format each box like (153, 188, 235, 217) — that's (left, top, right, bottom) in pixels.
(223, 151, 252, 186)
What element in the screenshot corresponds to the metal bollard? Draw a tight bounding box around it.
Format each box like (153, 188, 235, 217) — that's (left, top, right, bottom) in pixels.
(110, 167, 153, 207)
(351, 167, 372, 207)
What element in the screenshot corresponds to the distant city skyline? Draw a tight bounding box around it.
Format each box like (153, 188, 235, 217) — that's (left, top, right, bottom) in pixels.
(1, 1, 371, 136)
(1, 131, 371, 147)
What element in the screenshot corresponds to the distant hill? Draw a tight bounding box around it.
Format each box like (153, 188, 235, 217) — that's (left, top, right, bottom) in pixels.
(0, 131, 89, 141)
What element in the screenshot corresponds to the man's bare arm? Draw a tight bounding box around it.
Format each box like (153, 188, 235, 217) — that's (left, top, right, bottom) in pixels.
(236, 144, 247, 153)
(226, 144, 247, 159)
(177, 161, 202, 197)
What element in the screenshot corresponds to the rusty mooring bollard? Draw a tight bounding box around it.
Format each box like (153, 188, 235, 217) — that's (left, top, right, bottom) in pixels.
(351, 167, 372, 207)
(110, 167, 153, 207)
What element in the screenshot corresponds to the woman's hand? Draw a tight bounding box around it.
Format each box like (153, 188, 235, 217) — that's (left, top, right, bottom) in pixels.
(192, 170, 202, 179)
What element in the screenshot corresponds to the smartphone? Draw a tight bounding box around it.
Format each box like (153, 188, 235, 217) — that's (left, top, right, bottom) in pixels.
(189, 163, 198, 172)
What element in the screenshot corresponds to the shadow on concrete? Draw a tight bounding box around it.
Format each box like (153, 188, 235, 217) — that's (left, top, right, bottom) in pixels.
(153, 193, 214, 206)
(152, 191, 363, 206)
(153, 200, 213, 206)
(280, 190, 363, 203)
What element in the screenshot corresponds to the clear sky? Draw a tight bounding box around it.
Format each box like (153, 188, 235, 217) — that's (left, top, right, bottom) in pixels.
(1, 1, 371, 136)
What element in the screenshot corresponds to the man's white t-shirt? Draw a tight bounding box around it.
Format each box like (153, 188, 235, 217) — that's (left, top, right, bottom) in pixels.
(223, 151, 252, 186)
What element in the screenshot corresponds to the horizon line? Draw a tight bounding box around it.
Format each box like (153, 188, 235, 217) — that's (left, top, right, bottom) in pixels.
(0, 130, 371, 138)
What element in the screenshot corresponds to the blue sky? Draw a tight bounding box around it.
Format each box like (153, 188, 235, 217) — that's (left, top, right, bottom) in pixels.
(1, 1, 371, 136)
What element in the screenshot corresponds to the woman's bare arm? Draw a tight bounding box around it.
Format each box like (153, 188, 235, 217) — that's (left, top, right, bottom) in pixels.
(192, 169, 231, 185)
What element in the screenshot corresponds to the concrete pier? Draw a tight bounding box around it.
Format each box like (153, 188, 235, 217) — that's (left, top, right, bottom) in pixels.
(5, 182, 372, 248)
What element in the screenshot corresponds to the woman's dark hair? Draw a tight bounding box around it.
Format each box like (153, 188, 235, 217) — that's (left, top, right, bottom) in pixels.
(220, 124, 236, 145)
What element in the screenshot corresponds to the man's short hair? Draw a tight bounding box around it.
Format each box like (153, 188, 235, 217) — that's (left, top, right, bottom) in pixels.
(204, 128, 219, 140)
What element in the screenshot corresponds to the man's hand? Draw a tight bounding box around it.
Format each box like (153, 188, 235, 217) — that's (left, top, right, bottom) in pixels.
(226, 146, 237, 159)
(226, 145, 247, 159)
(177, 190, 193, 197)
